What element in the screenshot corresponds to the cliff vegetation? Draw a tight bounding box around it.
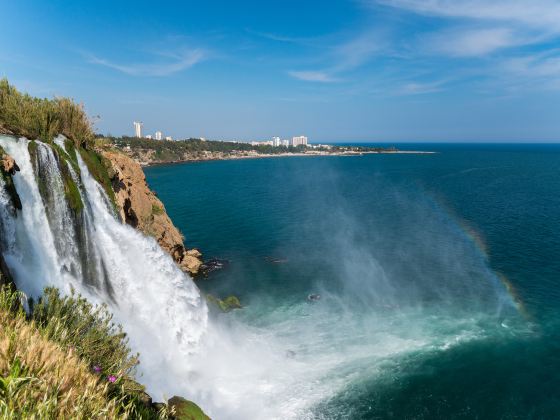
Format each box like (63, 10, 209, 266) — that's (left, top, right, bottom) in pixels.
(0, 286, 210, 419)
(0, 78, 95, 148)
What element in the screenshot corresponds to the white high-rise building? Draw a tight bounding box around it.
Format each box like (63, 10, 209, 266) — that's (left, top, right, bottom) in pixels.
(272, 136, 281, 147)
(291, 135, 308, 147)
(282, 139, 290, 147)
(155, 131, 163, 141)
(133, 121, 143, 138)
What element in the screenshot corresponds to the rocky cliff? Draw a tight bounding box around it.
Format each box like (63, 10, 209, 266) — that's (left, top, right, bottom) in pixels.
(101, 150, 203, 275)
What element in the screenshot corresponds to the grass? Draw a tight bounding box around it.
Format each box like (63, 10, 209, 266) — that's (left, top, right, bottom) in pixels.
(0, 286, 171, 419)
(0, 287, 120, 418)
(0, 79, 95, 148)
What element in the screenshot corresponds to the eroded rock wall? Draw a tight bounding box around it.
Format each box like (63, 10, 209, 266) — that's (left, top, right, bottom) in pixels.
(101, 150, 203, 275)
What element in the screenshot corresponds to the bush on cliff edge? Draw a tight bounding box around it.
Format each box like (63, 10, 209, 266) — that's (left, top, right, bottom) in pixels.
(0, 285, 170, 419)
(0, 78, 94, 148)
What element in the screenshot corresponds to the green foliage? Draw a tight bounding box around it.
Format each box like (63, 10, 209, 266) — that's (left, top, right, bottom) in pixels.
(151, 204, 164, 216)
(0, 78, 94, 147)
(64, 137, 80, 171)
(31, 287, 138, 386)
(0, 285, 173, 418)
(79, 147, 117, 208)
(0, 286, 121, 418)
(27, 140, 38, 163)
(51, 143, 84, 213)
(27, 140, 51, 205)
(0, 286, 25, 316)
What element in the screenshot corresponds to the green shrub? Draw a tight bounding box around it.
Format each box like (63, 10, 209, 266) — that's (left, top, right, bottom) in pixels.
(152, 204, 164, 216)
(0, 78, 94, 147)
(30, 288, 139, 389)
(0, 286, 170, 419)
(0, 286, 121, 418)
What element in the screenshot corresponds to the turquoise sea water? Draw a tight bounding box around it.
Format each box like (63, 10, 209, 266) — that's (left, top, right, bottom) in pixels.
(145, 144, 560, 419)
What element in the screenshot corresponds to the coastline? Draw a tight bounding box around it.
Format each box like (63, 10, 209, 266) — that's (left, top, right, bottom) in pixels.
(137, 149, 436, 167)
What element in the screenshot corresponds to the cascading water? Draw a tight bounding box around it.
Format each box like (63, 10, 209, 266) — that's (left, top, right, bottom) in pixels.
(0, 134, 523, 419)
(0, 134, 208, 397)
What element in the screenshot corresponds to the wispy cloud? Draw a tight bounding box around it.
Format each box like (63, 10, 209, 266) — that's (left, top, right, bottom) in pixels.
(360, 0, 560, 93)
(86, 48, 206, 76)
(245, 29, 311, 45)
(287, 30, 386, 82)
(288, 71, 339, 82)
(500, 50, 560, 89)
(424, 27, 522, 57)
(374, 0, 560, 56)
(376, 0, 560, 30)
(397, 79, 449, 95)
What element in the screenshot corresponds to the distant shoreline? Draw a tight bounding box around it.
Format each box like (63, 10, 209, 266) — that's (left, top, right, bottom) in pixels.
(140, 150, 436, 167)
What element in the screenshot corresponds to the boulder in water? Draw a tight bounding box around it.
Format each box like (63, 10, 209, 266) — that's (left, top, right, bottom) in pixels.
(199, 258, 229, 276)
(168, 396, 210, 420)
(307, 294, 321, 302)
(206, 294, 242, 312)
(264, 256, 288, 264)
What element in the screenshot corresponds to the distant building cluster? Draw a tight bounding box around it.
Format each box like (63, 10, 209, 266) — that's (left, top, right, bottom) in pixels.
(133, 122, 173, 141)
(250, 135, 308, 147)
(133, 123, 317, 147)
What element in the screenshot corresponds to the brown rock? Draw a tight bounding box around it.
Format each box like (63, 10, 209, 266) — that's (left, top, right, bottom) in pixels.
(186, 248, 202, 258)
(1, 154, 20, 175)
(0, 124, 14, 136)
(101, 150, 203, 276)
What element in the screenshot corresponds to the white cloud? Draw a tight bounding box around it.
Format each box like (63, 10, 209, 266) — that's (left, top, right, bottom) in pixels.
(288, 71, 338, 82)
(372, 0, 560, 58)
(426, 27, 520, 57)
(376, 0, 560, 30)
(87, 49, 206, 76)
(503, 51, 560, 79)
(397, 79, 448, 95)
(287, 30, 385, 82)
(332, 30, 384, 71)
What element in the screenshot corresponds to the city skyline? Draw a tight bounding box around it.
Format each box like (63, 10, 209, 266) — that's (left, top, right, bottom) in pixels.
(2, 1, 560, 142)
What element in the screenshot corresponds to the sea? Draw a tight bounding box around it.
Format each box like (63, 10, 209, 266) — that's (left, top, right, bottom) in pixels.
(144, 143, 560, 419)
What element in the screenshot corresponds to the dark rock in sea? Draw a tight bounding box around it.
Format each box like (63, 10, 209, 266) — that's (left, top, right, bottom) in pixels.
(199, 258, 229, 276)
(168, 396, 211, 420)
(264, 256, 288, 264)
(307, 294, 321, 302)
(206, 294, 242, 312)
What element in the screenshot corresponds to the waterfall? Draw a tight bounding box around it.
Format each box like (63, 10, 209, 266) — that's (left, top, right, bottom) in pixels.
(0, 134, 208, 397)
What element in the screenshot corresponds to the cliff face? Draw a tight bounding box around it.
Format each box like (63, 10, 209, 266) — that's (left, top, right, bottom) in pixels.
(101, 150, 203, 275)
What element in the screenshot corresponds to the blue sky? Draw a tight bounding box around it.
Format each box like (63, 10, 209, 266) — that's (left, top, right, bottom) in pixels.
(2, 0, 560, 142)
